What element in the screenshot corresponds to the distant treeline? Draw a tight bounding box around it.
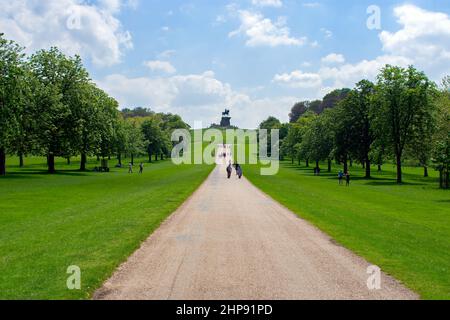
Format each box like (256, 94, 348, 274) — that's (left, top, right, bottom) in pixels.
(260, 66, 450, 188)
(0, 34, 189, 175)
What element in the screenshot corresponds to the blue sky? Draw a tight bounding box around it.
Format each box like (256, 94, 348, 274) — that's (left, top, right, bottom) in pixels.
(1, 0, 450, 127)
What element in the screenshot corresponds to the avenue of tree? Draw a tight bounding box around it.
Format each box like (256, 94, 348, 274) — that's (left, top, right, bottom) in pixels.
(263, 68, 450, 187)
(0, 34, 189, 175)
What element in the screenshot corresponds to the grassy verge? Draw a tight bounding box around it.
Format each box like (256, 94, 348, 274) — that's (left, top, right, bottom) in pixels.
(244, 161, 450, 300)
(0, 156, 213, 299)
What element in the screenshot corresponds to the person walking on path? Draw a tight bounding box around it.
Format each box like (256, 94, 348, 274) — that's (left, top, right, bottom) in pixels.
(128, 162, 133, 174)
(226, 163, 233, 179)
(139, 163, 144, 174)
(236, 164, 243, 179)
(346, 172, 351, 187)
(338, 170, 344, 185)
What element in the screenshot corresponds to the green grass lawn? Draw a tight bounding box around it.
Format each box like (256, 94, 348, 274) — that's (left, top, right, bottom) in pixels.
(0, 156, 213, 299)
(244, 161, 450, 299)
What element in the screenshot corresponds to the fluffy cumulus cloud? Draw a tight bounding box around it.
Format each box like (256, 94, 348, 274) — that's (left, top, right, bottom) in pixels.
(229, 10, 306, 47)
(97, 71, 295, 128)
(251, 0, 283, 8)
(321, 53, 345, 65)
(0, 0, 134, 67)
(273, 70, 322, 88)
(274, 5, 450, 97)
(144, 60, 177, 74)
(379, 4, 450, 80)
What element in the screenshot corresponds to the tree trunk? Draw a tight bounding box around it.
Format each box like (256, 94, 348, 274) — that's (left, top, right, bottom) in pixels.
(328, 159, 332, 173)
(316, 160, 320, 170)
(80, 153, 87, 171)
(423, 166, 429, 178)
(306, 159, 309, 167)
(378, 164, 382, 172)
(365, 159, 371, 179)
(155, 154, 158, 161)
(118, 153, 122, 166)
(48, 153, 56, 174)
(97, 155, 100, 161)
(350, 159, 353, 167)
(131, 154, 134, 165)
(19, 153, 24, 167)
(67, 157, 71, 165)
(396, 154, 402, 184)
(0, 147, 6, 176)
(291, 157, 294, 165)
(148, 153, 152, 163)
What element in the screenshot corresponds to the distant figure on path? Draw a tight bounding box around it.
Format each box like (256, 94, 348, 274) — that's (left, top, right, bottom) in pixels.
(236, 164, 243, 179)
(139, 163, 144, 174)
(346, 172, 351, 187)
(338, 170, 344, 185)
(128, 162, 133, 174)
(226, 163, 233, 179)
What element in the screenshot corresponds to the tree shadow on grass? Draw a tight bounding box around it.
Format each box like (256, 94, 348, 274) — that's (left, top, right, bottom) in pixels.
(1, 169, 92, 179)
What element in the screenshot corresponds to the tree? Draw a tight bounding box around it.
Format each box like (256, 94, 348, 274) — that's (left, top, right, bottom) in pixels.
(289, 102, 308, 123)
(432, 78, 450, 188)
(124, 121, 145, 165)
(376, 65, 437, 183)
(0, 34, 25, 176)
(340, 80, 377, 178)
(142, 117, 164, 162)
(29, 48, 90, 173)
(300, 111, 335, 172)
(319, 88, 351, 113)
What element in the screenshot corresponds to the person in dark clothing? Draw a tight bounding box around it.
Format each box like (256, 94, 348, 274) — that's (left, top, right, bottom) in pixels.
(346, 172, 351, 186)
(226, 163, 233, 179)
(139, 162, 144, 174)
(236, 164, 243, 179)
(338, 170, 344, 185)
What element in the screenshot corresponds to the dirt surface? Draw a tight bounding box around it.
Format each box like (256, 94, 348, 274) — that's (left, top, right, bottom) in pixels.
(94, 164, 418, 300)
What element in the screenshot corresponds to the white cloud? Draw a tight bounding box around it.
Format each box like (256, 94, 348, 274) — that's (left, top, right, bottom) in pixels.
(157, 50, 176, 59)
(229, 10, 306, 47)
(251, 0, 283, 8)
(0, 0, 133, 67)
(379, 4, 450, 80)
(144, 60, 177, 74)
(320, 28, 333, 39)
(321, 53, 345, 65)
(273, 70, 322, 88)
(97, 71, 295, 128)
(274, 5, 450, 97)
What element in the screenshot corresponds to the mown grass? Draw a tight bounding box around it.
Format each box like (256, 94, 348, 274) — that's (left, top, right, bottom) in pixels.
(0, 156, 213, 299)
(244, 160, 450, 300)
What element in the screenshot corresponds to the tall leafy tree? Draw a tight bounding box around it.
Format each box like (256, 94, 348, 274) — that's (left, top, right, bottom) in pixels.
(0, 34, 25, 176)
(142, 117, 164, 162)
(29, 48, 89, 173)
(289, 102, 308, 123)
(376, 65, 437, 183)
(340, 80, 377, 178)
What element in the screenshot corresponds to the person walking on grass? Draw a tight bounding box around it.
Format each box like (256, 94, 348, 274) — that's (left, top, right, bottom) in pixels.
(139, 162, 144, 174)
(346, 172, 351, 187)
(128, 162, 133, 174)
(338, 170, 344, 185)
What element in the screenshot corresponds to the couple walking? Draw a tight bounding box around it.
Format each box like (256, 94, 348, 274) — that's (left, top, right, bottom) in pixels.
(227, 162, 243, 180)
(338, 170, 351, 186)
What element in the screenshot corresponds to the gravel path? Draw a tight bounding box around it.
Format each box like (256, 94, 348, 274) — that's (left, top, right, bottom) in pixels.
(94, 163, 417, 300)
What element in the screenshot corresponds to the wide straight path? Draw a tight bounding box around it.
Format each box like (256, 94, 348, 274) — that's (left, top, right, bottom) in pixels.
(95, 164, 417, 300)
